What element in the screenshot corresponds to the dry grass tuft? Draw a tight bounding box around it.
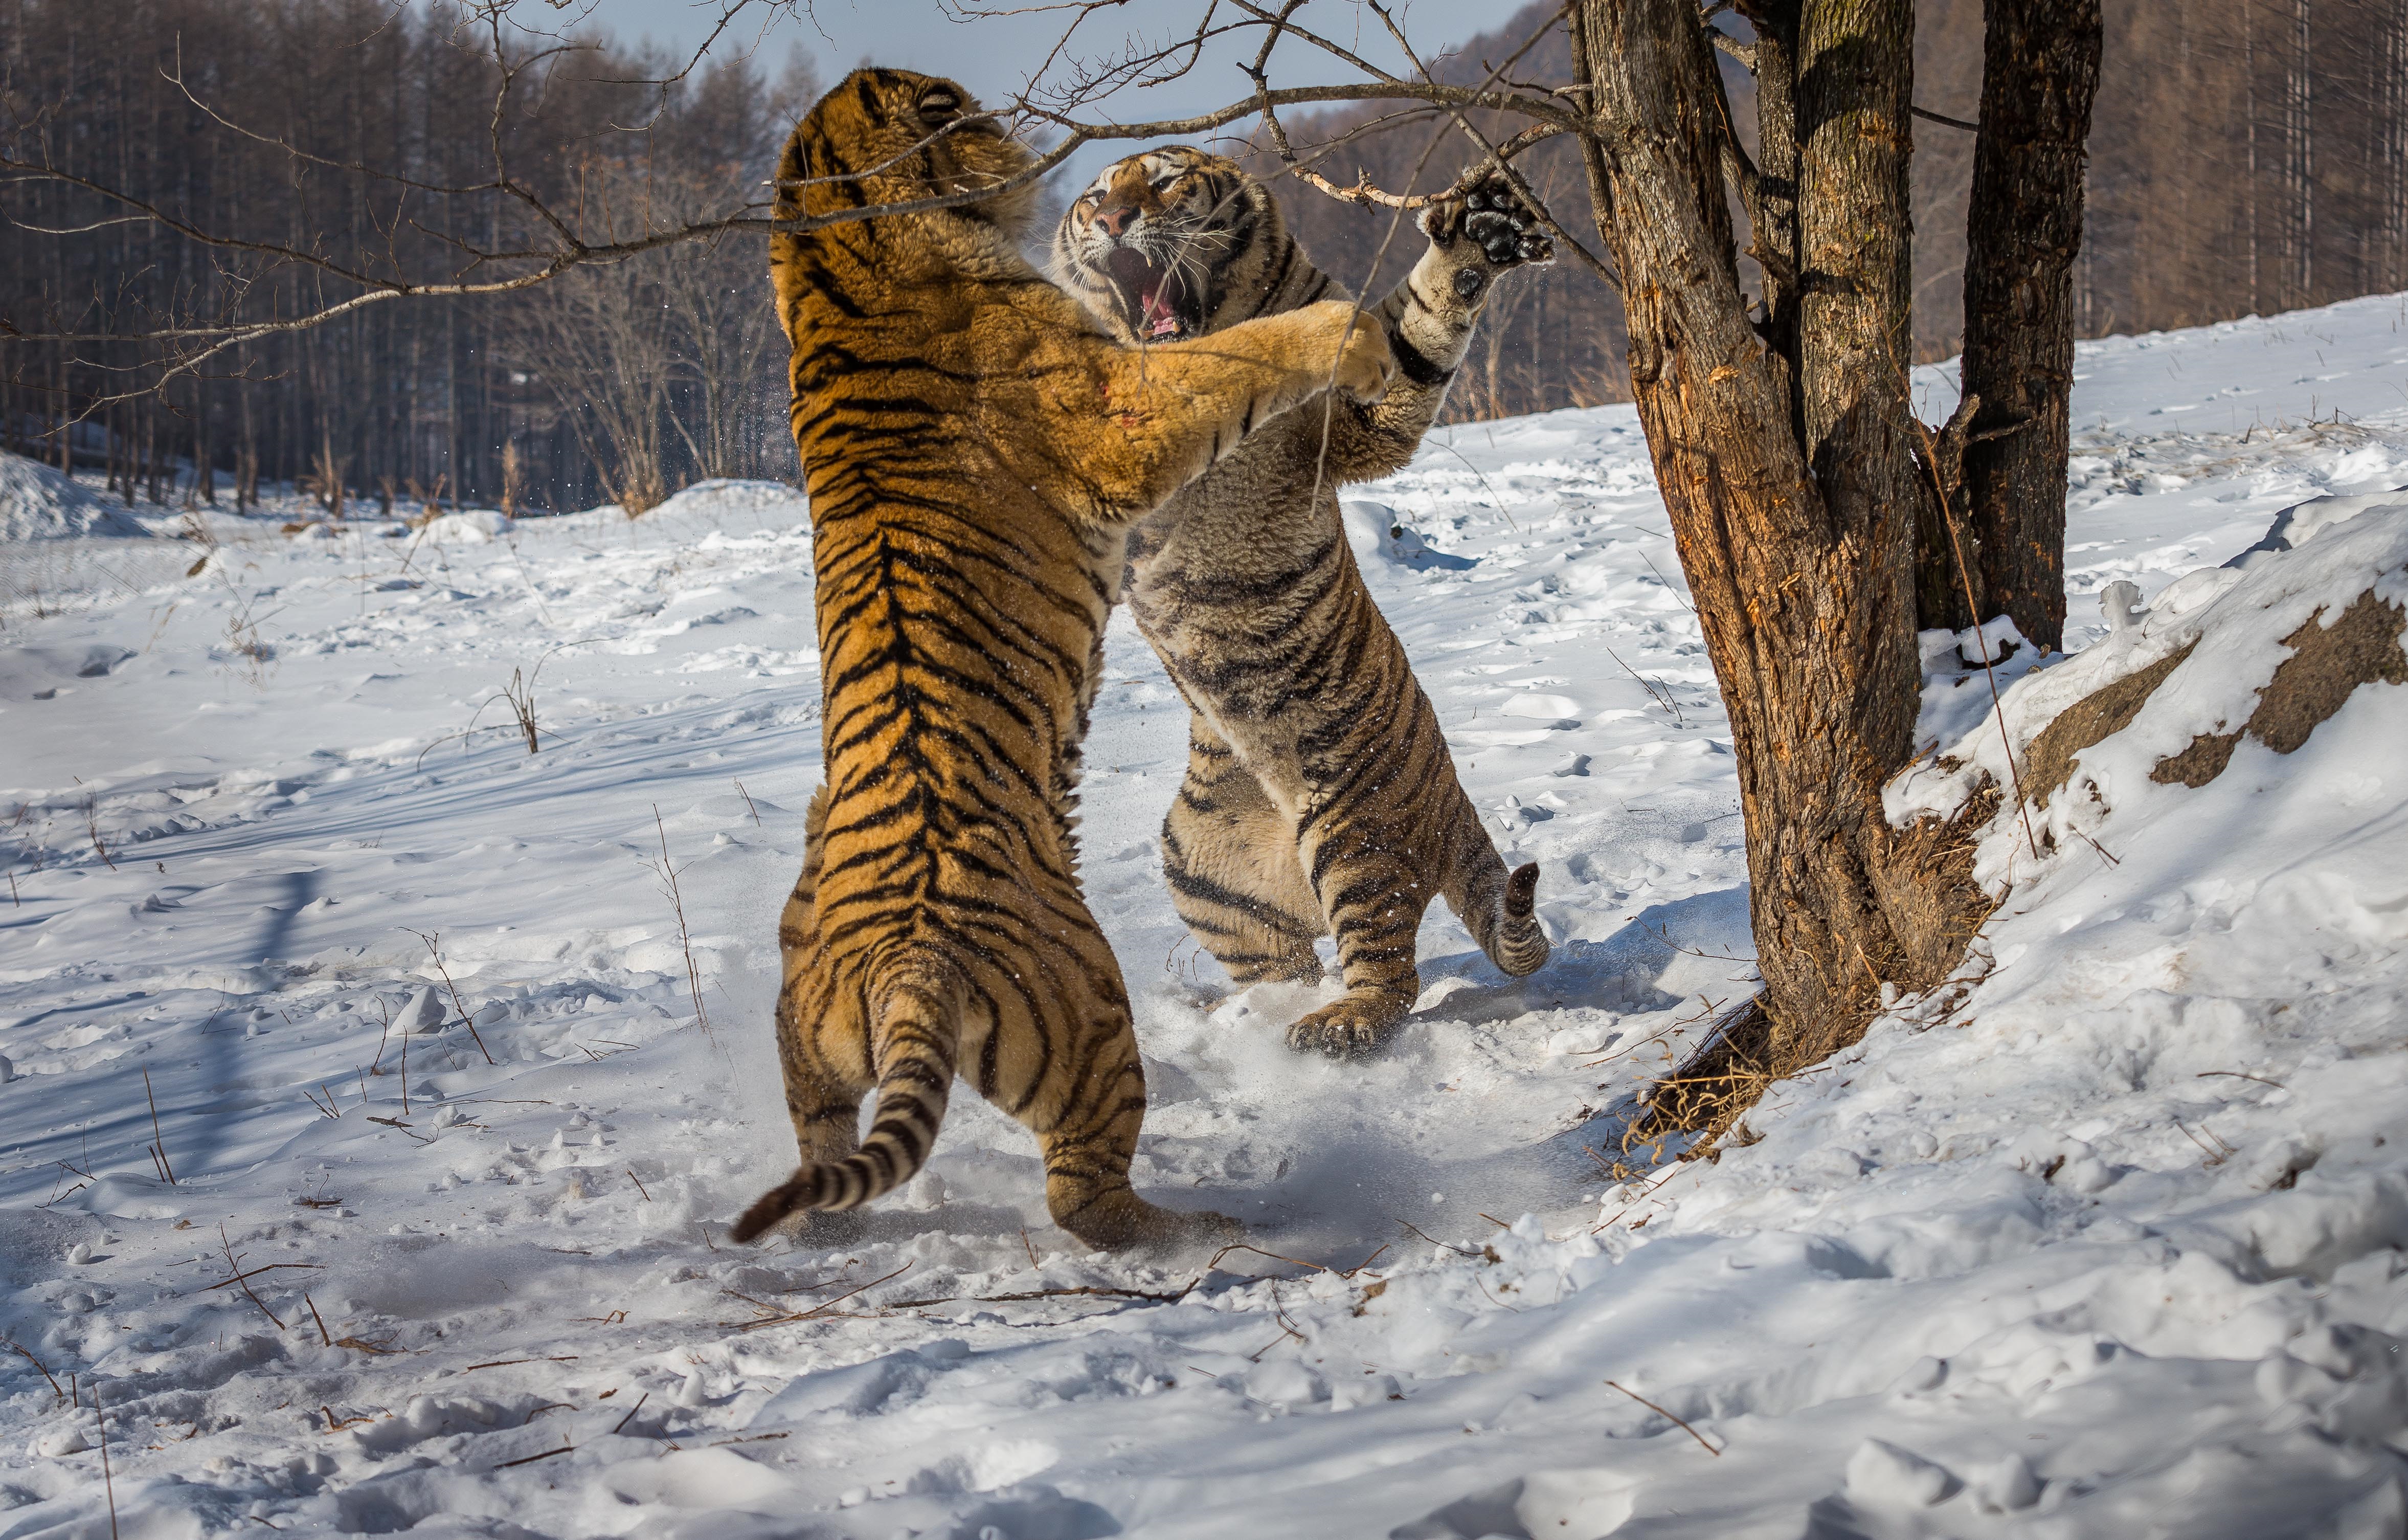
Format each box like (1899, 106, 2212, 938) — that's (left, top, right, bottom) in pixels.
(1624, 996, 1776, 1163)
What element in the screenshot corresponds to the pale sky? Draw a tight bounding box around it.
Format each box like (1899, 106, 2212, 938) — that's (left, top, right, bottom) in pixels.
(546, 0, 1524, 183)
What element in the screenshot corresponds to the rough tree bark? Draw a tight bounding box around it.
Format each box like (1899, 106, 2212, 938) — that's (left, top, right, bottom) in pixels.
(1960, 0, 2103, 652)
(1573, 0, 1993, 1074)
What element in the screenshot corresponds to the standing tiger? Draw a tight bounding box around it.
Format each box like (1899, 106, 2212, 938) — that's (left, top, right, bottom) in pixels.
(1050, 147, 1555, 1058)
(728, 73, 1394, 1250)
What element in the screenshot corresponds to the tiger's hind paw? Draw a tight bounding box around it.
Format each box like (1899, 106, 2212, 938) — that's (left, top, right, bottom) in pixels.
(1285, 996, 1410, 1059)
(1055, 1190, 1241, 1253)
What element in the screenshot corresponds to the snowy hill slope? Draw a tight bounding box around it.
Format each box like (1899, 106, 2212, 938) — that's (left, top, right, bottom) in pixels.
(0, 296, 2403, 1538)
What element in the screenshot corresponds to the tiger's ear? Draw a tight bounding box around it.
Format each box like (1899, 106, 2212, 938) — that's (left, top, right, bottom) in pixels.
(916, 82, 965, 128)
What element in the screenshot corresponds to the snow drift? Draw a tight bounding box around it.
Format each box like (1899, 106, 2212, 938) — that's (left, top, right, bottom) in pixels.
(1, 296, 2405, 1537)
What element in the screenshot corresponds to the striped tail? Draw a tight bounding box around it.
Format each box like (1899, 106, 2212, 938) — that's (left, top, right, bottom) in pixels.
(730, 966, 960, 1244)
(1456, 856, 1549, 979)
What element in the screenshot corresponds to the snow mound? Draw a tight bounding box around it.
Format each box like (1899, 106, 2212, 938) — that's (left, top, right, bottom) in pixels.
(412, 508, 509, 544)
(2225, 487, 2408, 565)
(1343, 498, 1476, 570)
(0, 450, 150, 542)
(650, 477, 808, 527)
(0, 450, 188, 616)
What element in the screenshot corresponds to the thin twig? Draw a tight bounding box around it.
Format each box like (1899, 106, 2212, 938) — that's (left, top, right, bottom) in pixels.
(2, 1337, 62, 1398)
(142, 1065, 176, 1185)
(1640, 552, 1697, 613)
(1606, 1378, 1721, 1455)
(608, 1391, 649, 1436)
(217, 1224, 285, 1329)
(887, 1280, 1201, 1310)
(195, 1261, 324, 1295)
(649, 808, 712, 1036)
(1904, 385, 2041, 858)
(82, 792, 117, 871)
(406, 929, 496, 1064)
(726, 1263, 913, 1333)
(1394, 1218, 1483, 1256)
(96, 1379, 119, 1539)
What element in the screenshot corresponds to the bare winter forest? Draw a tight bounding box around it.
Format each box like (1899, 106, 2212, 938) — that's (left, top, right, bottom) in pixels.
(2, 0, 2404, 512)
(0, 0, 819, 516)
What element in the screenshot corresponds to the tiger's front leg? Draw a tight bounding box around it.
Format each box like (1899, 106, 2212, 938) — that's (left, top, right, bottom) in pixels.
(1053, 301, 1394, 526)
(1325, 170, 1557, 482)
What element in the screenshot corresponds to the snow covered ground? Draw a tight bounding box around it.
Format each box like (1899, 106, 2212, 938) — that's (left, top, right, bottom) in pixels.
(0, 292, 2403, 1539)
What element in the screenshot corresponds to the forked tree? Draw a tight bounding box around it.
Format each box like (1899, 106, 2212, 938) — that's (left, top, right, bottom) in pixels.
(1559, 0, 2101, 1076)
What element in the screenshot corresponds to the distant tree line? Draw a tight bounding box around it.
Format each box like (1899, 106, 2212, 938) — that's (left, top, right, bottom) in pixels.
(1254, 0, 2408, 423)
(1, 0, 2401, 511)
(0, 0, 814, 515)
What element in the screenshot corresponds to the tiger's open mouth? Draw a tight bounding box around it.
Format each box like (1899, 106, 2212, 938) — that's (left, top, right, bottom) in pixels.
(1101, 247, 1197, 341)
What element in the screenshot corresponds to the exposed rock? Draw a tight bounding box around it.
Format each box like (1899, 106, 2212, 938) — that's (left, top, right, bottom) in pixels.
(2024, 641, 2196, 807)
(2151, 590, 2406, 787)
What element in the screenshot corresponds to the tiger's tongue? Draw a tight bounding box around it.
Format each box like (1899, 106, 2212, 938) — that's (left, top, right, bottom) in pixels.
(1141, 280, 1179, 338)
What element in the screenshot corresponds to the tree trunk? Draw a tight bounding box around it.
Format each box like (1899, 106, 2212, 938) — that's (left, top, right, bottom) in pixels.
(1577, 0, 1992, 1075)
(1961, 0, 2102, 653)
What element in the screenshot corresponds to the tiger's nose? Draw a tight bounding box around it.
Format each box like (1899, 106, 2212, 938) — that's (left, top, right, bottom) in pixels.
(1094, 203, 1139, 238)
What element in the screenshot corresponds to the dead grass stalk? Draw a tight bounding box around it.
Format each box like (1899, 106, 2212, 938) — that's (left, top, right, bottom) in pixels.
(646, 808, 711, 1036)
(404, 929, 496, 1065)
(141, 1066, 176, 1184)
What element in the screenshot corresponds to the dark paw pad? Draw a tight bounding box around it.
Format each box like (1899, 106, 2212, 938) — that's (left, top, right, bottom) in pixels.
(1457, 171, 1554, 270)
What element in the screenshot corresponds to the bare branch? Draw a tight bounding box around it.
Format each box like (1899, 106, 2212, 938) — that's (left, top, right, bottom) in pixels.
(2, 0, 1625, 416)
(1363, 2, 1619, 288)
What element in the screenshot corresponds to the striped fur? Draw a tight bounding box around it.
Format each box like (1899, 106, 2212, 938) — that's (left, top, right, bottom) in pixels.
(729, 73, 1394, 1248)
(1052, 148, 1554, 1057)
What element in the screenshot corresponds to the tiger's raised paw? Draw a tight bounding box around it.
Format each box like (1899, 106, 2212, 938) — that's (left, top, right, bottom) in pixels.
(1422, 170, 1554, 303)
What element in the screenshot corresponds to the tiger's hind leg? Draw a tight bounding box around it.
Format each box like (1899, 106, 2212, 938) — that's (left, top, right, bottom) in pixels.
(1284, 812, 1434, 1059)
(773, 969, 869, 1171)
(1012, 948, 1240, 1252)
(1161, 718, 1324, 989)
(764, 791, 875, 1237)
